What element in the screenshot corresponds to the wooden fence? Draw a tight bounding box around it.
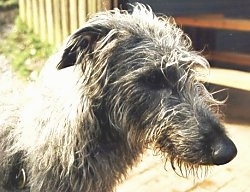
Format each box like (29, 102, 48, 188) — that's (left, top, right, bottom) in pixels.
(19, 0, 119, 46)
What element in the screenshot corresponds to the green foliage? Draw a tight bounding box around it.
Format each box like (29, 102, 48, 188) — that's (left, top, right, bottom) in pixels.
(0, 17, 53, 78)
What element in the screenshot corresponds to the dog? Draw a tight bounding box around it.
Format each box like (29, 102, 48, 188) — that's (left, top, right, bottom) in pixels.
(0, 3, 237, 192)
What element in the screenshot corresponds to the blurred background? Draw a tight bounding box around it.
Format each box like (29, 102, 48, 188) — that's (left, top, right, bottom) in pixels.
(0, 0, 249, 191)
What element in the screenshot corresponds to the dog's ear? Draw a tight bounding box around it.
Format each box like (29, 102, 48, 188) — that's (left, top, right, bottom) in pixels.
(57, 26, 110, 70)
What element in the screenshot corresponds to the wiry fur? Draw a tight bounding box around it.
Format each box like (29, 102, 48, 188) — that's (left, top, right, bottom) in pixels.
(0, 4, 237, 192)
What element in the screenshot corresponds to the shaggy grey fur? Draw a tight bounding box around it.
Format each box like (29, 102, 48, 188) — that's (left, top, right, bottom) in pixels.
(0, 4, 237, 192)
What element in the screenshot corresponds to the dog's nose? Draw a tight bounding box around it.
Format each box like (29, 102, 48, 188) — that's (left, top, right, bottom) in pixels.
(211, 136, 237, 165)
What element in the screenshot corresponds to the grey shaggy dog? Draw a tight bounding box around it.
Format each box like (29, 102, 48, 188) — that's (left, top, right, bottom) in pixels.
(0, 4, 237, 192)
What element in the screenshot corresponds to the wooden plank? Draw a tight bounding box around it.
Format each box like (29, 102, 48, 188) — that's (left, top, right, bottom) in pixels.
(32, 0, 39, 34)
(96, 0, 103, 11)
(206, 51, 250, 67)
(78, 0, 87, 27)
(61, 0, 70, 39)
(87, 0, 97, 16)
(69, 0, 78, 33)
(19, 0, 26, 22)
(195, 14, 224, 19)
(53, 0, 63, 46)
(176, 16, 250, 32)
(26, 0, 33, 29)
(45, 0, 53, 44)
(39, 0, 47, 42)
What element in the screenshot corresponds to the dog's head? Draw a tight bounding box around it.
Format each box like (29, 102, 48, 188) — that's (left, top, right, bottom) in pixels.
(57, 3, 237, 176)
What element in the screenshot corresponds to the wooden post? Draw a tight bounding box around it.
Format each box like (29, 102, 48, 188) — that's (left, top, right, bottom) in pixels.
(45, 0, 53, 44)
(26, 0, 33, 29)
(87, 0, 97, 17)
(39, 0, 47, 42)
(69, 0, 78, 33)
(96, 0, 102, 11)
(53, 0, 62, 46)
(19, 0, 26, 22)
(78, 0, 87, 27)
(32, 0, 40, 35)
(61, 0, 70, 40)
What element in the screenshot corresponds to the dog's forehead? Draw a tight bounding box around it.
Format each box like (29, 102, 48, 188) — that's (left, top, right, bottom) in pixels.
(89, 8, 196, 64)
(105, 32, 184, 72)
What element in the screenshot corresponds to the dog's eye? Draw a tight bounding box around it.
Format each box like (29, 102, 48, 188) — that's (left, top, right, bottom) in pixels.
(141, 70, 171, 90)
(163, 66, 179, 86)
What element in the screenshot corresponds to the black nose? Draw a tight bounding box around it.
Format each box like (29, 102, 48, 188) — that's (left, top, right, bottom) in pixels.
(211, 136, 237, 165)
